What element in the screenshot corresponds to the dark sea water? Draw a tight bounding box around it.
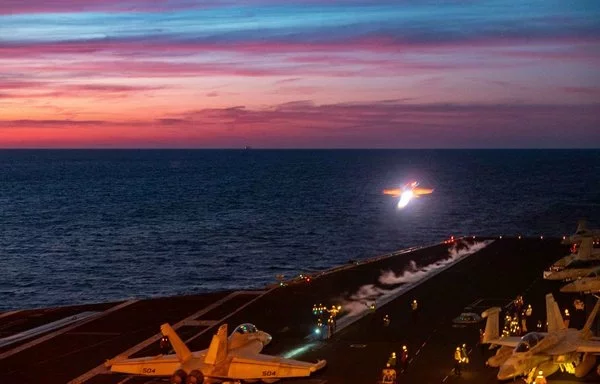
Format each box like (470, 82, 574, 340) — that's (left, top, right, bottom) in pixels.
(1, 149, 599, 311)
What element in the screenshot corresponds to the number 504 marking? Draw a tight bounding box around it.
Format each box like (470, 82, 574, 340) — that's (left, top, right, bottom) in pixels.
(262, 370, 277, 376)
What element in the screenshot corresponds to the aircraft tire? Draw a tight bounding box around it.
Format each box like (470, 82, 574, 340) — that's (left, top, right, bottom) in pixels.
(186, 369, 204, 384)
(170, 369, 187, 384)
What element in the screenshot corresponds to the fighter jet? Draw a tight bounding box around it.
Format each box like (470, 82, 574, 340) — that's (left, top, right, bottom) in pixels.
(544, 260, 600, 281)
(482, 294, 600, 381)
(544, 237, 600, 279)
(561, 272, 600, 294)
(383, 181, 434, 209)
(107, 323, 326, 383)
(562, 219, 600, 245)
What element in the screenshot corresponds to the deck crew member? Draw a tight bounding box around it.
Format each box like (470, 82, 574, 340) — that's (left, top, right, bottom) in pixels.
(454, 347, 462, 376)
(534, 370, 547, 384)
(381, 363, 397, 384)
(478, 329, 486, 356)
(400, 345, 409, 372)
(387, 352, 397, 368)
(411, 299, 418, 322)
(160, 335, 170, 355)
(383, 314, 391, 327)
(461, 343, 469, 365)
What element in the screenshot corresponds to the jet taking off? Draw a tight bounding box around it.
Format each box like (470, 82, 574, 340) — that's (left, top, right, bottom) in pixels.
(383, 181, 434, 209)
(482, 294, 600, 381)
(107, 323, 326, 383)
(562, 219, 600, 245)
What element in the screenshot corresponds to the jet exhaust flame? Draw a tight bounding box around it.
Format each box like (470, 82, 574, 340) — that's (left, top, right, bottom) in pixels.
(397, 190, 414, 209)
(340, 240, 493, 316)
(383, 180, 434, 209)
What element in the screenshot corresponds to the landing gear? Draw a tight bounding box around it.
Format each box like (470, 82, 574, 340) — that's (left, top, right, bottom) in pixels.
(170, 369, 187, 384)
(186, 369, 204, 384)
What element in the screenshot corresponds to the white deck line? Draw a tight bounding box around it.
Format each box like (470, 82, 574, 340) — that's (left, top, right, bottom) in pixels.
(69, 289, 274, 384)
(0, 311, 99, 348)
(0, 300, 138, 361)
(0, 310, 22, 320)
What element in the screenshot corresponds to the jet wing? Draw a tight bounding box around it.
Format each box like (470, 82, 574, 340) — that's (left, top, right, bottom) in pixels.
(221, 353, 326, 380)
(486, 337, 521, 348)
(413, 187, 434, 196)
(383, 189, 402, 197)
(576, 340, 600, 353)
(107, 354, 181, 376)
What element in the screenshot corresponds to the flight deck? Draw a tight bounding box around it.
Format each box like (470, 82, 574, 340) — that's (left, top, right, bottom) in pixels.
(1, 237, 596, 384)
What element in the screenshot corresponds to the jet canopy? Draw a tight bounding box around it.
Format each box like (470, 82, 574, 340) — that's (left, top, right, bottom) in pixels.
(514, 332, 545, 353)
(233, 323, 258, 334)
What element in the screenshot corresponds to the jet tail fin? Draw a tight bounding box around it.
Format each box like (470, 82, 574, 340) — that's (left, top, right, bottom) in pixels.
(482, 307, 501, 343)
(578, 238, 593, 259)
(583, 297, 600, 333)
(576, 219, 588, 234)
(161, 323, 192, 363)
(204, 323, 228, 365)
(546, 294, 567, 332)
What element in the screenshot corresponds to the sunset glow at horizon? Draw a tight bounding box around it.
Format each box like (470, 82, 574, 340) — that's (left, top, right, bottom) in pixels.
(1, 1, 599, 148)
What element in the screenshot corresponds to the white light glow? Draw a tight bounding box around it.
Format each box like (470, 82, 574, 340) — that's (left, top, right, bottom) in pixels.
(397, 190, 414, 209)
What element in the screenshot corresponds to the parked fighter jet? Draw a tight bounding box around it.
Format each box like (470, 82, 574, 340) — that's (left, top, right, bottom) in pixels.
(544, 238, 600, 279)
(482, 294, 600, 381)
(383, 181, 434, 209)
(561, 272, 600, 294)
(544, 260, 600, 281)
(562, 219, 600, 245)
(107, 323, 326, 383)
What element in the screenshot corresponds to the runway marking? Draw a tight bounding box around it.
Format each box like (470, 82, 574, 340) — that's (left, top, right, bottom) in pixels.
(0, 311, 99, 348)
(69, 289, 274, 384)
(0, 310, 21, 320)
(180, 319, 218, 327)
(0, 300, 137, 361)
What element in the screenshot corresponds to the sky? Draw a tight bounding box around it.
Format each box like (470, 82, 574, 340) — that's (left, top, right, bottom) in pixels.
(1, 0, 599, 148)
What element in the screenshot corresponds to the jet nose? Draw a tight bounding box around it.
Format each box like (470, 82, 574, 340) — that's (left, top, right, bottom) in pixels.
(497, 364, 518, 380)
(543, 270, 552, 279)
(259, 331, 272, 345)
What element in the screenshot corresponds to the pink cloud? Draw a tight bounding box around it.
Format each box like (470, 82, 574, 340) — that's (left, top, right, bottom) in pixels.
(1, 102, 598, 148)
(0, 83, 164, 100)
(0, 79, 50, 89)
(561, 87, 600, 96)
(273, 77, 302, 85)
(3, 36, 598, 60)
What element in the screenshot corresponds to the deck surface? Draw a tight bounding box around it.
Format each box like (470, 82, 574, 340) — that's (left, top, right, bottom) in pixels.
(1, 237, 596, 384)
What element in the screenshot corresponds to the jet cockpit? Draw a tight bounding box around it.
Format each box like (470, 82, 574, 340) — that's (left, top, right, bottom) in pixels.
(514, 332, 545, 353)
(233, 323, 259, 334)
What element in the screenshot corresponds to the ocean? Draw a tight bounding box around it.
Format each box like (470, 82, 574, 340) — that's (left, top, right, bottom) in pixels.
(1, 149, 598, 311)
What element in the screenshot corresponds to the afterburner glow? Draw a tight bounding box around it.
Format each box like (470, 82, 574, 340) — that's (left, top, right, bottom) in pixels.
(397, 190, 414, 209)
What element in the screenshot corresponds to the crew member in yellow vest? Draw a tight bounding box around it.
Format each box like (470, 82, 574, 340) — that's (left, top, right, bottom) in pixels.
(534, 370, 547, 384)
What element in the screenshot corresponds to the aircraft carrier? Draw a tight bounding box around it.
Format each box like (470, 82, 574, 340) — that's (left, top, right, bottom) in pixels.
(1, 237, 598, 384)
